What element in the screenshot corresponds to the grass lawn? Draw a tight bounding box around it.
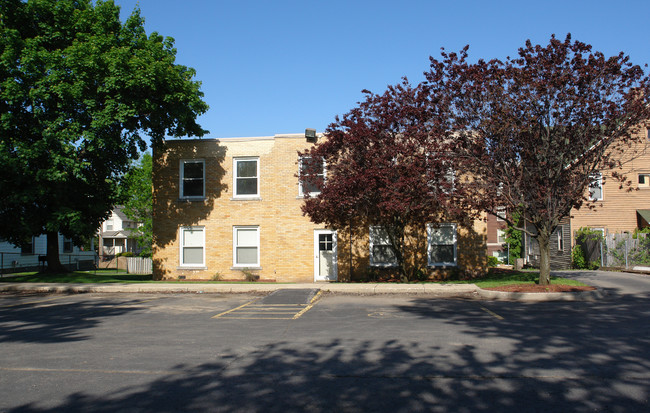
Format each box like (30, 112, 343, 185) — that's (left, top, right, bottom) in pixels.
(0, 268, 590, 288)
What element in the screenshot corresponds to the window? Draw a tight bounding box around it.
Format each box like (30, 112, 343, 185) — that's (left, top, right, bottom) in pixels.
(496, 206, 506, 221)
(443, 167, 456, 194)
(180, 227, 205, 267)
(105, 219, 114, 231)
(369, 227, 397, 266)
(556, 226, 564, 251)
(497, 229, 506, 244)
(427, 223, 457, 266)
(638, 174, 650, 188)
(63, 237, 73, 253)
(180, 159, 205, 199)
(233, 226, 260, 267)
(588, 172, 603, 201)
(234, 158, 259, 197)
(299, 156, 326, 196)
(21, 237, 34, 255)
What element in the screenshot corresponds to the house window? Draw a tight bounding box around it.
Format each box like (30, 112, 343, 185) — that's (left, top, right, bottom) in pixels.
(427, 223, 457, 266)
(299, 156, 325, 196)
(105, 219, 114, 231)
(233, 226, 260, 267)
(63, 237, 73, 253)
(234, 158, 259, 197)
(180, 227, 205, 267)
(496, 206, 506, 221)
(180, 159, 205, 199)
(497, 229, 507, 244)
(638, 174, 650, 188)
(556, 226, 564, 251)
(369, 226, 397, 266)
(21, 237, 34, 255)
(588, 172, 603, 201)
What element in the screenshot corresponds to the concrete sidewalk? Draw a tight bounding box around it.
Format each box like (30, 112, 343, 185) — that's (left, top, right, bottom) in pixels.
(0, 281, 605, 301)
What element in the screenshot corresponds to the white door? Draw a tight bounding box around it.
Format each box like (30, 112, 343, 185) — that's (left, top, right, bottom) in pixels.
(314, 230, 337, 281)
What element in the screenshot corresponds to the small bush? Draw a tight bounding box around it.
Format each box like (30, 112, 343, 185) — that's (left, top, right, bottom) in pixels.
(572, 245, 587, 269)
(211, 272, 223, 281)
(241, 269, 259, 282)
(487, 256, 500, 267)
(116, 252, 135, 257)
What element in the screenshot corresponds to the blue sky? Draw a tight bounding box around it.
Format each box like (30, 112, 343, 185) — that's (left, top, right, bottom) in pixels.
(113, 0, 650, 140)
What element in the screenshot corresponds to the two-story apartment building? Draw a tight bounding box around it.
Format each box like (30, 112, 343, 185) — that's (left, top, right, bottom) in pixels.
(152, 133, 487, 282)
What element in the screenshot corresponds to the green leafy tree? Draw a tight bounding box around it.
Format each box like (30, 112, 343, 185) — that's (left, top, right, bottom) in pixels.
(504, 210, 522, 265)
(120, 153, 152, 257)
(0, 0, 208, 271)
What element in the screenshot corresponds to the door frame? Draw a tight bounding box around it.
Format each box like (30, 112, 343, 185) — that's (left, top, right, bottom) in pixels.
(314, 229, 338, 281)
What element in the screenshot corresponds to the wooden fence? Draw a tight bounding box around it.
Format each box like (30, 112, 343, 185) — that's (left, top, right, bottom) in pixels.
(602, 233, 650, 269)
(126, 257, 152, 274)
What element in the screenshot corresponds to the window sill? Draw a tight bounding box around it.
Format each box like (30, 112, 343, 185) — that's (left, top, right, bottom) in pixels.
(230, 266, 262, 270)
(177, 266, 207, 270)
(177, 197, 206, 202)
(428, 264, 458, 268)
(369, 263, 399, 268)
(231, 197, 262, 201)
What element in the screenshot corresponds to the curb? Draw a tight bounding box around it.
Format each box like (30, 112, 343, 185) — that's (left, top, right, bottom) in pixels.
(476, 288, 606, 302)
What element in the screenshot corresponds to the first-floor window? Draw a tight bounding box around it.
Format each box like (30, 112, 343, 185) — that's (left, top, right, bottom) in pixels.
(427, 223, 457, 266)
(180, 227, 204, 267)
(556, 226, 564, 251)
(63, 237, 73, 253)
(21, 237, 34, 255)
(234, 226, 260, 267)
(369, 226, 397, 266)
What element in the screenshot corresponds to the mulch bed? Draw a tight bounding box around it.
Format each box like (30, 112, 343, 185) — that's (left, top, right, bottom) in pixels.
(484, 284, 596, 293)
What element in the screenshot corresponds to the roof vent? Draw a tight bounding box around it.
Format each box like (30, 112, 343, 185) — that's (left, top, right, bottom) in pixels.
(305, 128, 317, 143)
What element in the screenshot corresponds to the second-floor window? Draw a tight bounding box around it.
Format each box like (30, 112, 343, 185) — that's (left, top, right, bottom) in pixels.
(105, 219, 114, 231)
(588, 172, 603, 201)
(234, 157, 259, 198)
(638, 173, 650, 189)
(180, 159, 205, 199)
(299, 156, 325, 196)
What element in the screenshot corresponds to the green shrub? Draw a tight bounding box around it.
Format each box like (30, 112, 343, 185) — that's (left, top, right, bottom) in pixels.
(487, 256, 500, 267)
(116, 251, 135, 257)
(571, 244, 587, 269)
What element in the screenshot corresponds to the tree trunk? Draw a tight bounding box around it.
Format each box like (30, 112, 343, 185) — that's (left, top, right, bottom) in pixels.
(45, 231, 68, 273)
(537, 231, 551, 285)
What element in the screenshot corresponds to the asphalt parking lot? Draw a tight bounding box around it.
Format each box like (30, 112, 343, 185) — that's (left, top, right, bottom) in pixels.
(1, 274, 649, 412)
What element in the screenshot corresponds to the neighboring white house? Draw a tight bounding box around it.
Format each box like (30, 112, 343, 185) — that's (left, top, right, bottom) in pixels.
(0, 233, 96, 273)
(98, 206, 143, 256)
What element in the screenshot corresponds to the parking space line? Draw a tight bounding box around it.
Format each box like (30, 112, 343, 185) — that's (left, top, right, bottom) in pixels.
(0, 296, 70, 308)
(212, 297, 262, 319)
(479, 305, 504, 320)
(213, 291, 322, 320)
(293, 290, 322, 319)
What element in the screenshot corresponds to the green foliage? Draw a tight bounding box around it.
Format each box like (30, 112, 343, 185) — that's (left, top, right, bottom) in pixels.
(504, 209, 522, 264)
(632, 227, 650, 239)
(241, 269, 259, 282)
(0, 0, 207, 268)
(116, 251, 135, 257)
(487, 256, 500, 267)
(571, 245, 587, 269)
(212, 272, 223, 281)
(120, 153, 152, 257)
(575, 227, 604, 243)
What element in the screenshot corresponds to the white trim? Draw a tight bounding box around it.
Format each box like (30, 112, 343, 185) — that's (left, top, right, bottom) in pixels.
(556, 225, 564, 251)
(427, 223, 458, 267)
(179, 159, 205, 199)
(233, 226, 260, 267)
(588, 172, 603, 201)
(314, 229, 338, 281)
(638, 173, 650, 188)
(233, 157, 260, 198)
(179, 226, 205, 267)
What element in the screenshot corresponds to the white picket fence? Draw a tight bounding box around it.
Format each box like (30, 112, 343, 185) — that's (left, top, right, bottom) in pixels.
(126, 257, 152, 274)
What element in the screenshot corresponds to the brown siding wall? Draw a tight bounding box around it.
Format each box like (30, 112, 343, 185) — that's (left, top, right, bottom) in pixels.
(571, 129, 650, 241)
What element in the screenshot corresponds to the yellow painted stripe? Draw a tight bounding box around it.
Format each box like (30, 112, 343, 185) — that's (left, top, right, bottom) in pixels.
(293, 290, 322, 319)
(0, 296, 69, 308)
(219, 317, 294, 320)
(479, 305, 504, 320)
(212, 297, 262, 318)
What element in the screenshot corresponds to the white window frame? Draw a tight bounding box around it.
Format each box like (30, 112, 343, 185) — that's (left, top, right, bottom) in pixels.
(179, 226, 205, 267)
(588, 172, 603, 201)
(369, 226, 398, 267)
(638, 173, 650, 188)
(556, 225, 564, 251)
(105, 219, 114, 231)
(497, 228, 506, 244)
(299, 156, 326, 196)
(233, 157, 260, 198)
(427, 223, 458, 267)
(179, 159, 205, 199)
(496, 206, 506, 221)
(233, 226, 260, 267)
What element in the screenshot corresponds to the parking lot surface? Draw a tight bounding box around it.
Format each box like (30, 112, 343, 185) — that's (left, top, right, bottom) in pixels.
(1, 276, 649, 412)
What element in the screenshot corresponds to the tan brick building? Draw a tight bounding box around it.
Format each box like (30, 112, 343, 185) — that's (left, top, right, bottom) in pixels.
(152, 133, 487, 282)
